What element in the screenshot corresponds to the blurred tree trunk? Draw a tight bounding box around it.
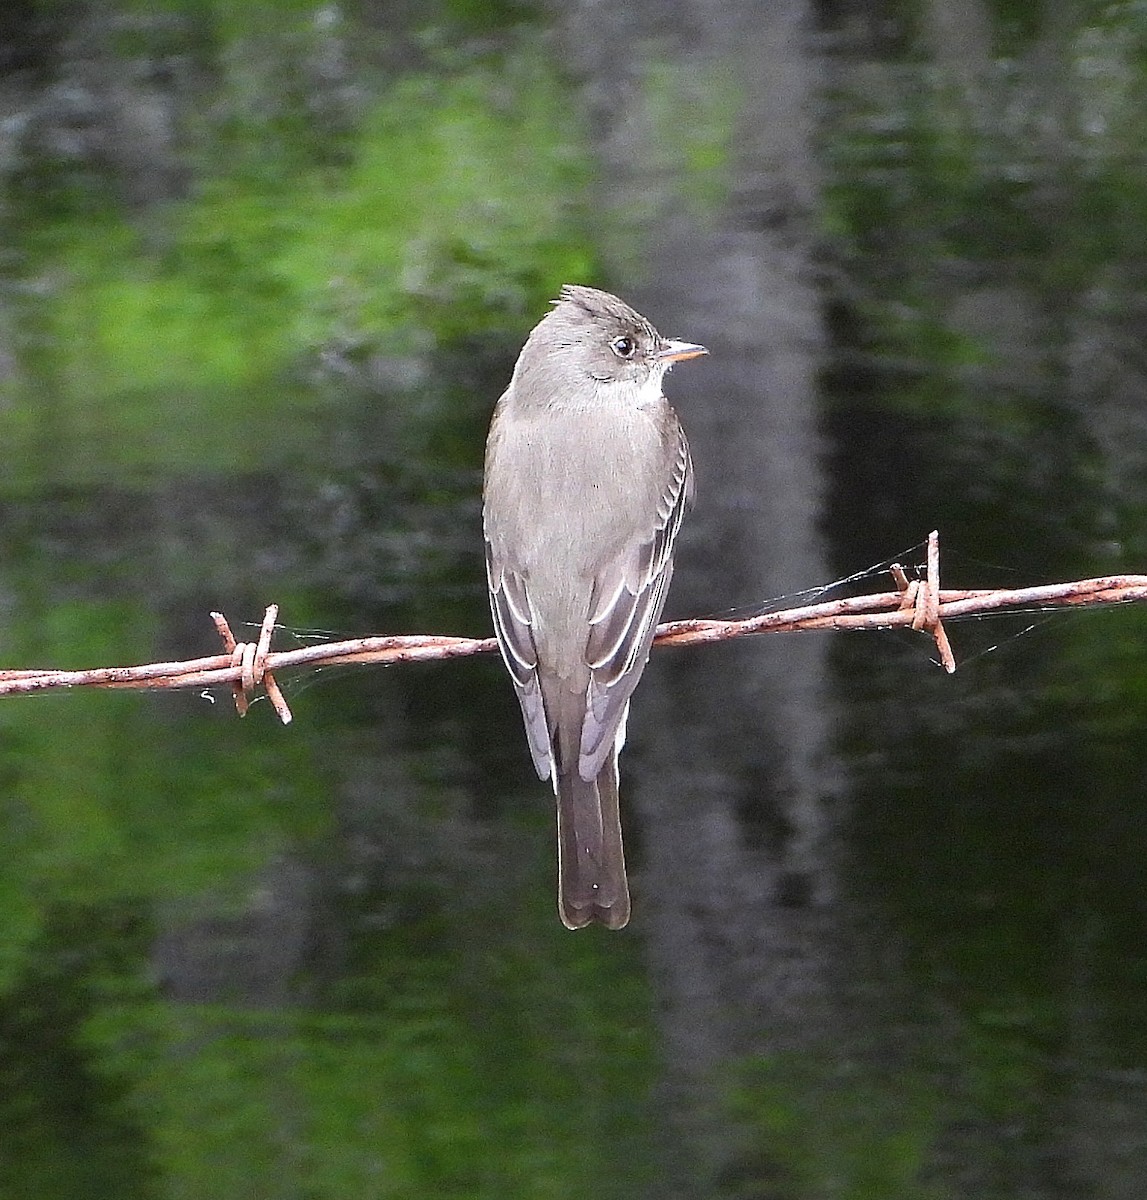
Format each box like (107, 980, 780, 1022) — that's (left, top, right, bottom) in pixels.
(555, 2, 841, 1190)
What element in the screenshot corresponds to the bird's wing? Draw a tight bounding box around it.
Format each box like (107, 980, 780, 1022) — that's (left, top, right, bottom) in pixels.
(579, 421, 693, 778)
(485, 540, 554, 781)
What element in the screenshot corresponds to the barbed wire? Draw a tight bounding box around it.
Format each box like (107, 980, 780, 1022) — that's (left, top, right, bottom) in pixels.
(2, 532, 1144, 725)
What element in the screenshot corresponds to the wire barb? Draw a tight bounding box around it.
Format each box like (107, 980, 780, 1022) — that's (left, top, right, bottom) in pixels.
(894, 531, 956, 672)
(209, 606, 293, 724)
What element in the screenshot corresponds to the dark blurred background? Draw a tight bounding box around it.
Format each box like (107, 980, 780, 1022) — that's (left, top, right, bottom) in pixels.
(2, 2, 1146, 1197)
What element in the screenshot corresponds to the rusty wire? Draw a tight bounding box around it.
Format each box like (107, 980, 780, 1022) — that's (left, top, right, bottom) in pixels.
(2, 532, 1145, 725)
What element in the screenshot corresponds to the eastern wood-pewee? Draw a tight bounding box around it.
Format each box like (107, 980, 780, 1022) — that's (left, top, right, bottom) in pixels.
(483, 285, 707, 929)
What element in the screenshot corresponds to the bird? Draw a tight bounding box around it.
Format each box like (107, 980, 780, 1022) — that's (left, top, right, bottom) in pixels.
(482, 284, 707, 928)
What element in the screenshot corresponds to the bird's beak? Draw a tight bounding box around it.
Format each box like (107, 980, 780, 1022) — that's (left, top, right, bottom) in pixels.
(658, 339, 708, 363)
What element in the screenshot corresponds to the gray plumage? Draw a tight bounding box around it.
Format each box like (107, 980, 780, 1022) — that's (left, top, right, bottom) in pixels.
(483, 285, 705, 929)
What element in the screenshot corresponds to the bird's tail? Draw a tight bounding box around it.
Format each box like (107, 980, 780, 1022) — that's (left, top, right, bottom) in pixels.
(556, 753, 630, 929)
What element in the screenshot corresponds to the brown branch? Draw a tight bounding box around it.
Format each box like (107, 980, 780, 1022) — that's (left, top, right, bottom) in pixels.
(2, 531, 1145, 724)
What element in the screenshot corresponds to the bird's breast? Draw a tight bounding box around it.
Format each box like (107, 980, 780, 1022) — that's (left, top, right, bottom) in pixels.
(486, 405, 665, 581)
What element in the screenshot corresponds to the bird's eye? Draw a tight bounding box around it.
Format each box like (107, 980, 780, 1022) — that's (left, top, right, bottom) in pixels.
(610, 336, 636, 360)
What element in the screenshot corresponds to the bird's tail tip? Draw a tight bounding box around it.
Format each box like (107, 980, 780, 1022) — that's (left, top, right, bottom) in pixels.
(556, 764, 630, 930)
